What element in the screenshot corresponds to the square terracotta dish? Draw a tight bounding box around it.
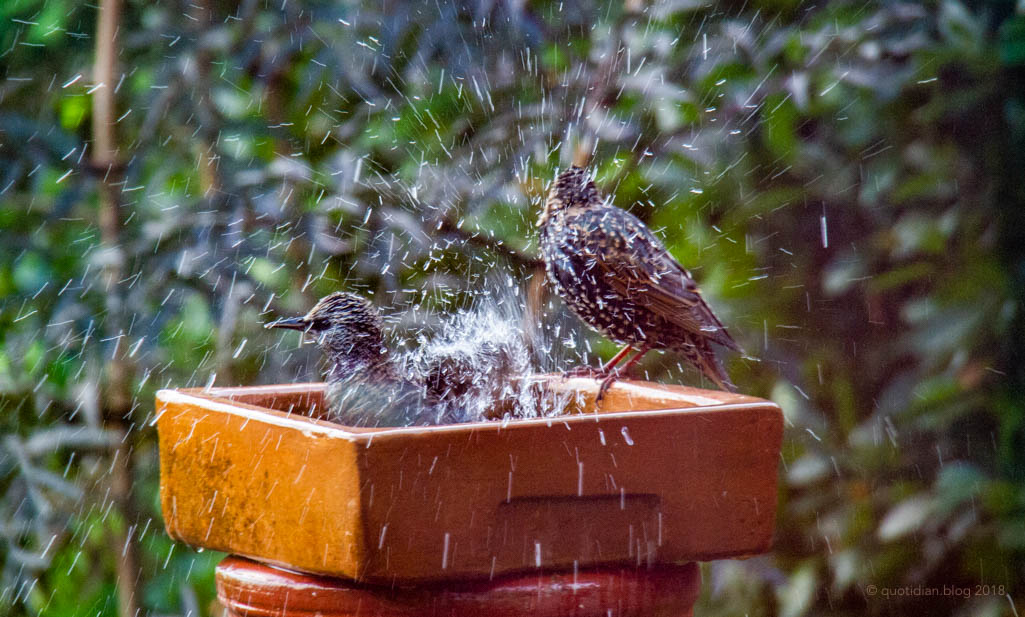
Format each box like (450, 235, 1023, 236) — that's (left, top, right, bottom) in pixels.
(156, 378, 782, 582)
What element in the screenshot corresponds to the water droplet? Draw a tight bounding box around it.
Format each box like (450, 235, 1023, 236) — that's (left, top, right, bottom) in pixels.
(621, 426, 634, 446)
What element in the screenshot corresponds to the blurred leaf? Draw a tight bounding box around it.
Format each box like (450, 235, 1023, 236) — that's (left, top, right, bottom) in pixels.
(776, 561, 818, 617)
(878, 495, 935, 541)
(1000, 16, 1025, 66)
(58, 95, 90, 132)
(829, 549, 860, 594)
(938, 0, 984, 55)
(934, 463, 984, 511)
(787, 453, 830, 487)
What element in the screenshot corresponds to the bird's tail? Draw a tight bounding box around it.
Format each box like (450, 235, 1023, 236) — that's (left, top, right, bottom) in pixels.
(681, 336, 737, 393)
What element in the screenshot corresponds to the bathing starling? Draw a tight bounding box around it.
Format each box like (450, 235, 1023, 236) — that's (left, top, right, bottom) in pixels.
(265, 292, 521, 424)
(265, 292, 401, 386)
(537, 166, 741, 394)
(265, 292, 430, 426)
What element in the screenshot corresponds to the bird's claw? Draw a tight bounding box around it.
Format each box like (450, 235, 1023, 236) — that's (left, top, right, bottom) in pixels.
(595, 371, 621, 405)
(559, 365, 622, 406)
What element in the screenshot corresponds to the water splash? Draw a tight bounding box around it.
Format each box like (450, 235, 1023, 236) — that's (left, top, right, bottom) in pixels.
(403, 286, 579, 424)
(319, 281, 583, 427)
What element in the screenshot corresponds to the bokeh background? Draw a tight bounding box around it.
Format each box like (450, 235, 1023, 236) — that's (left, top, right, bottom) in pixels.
(1, 0, 1024, 615)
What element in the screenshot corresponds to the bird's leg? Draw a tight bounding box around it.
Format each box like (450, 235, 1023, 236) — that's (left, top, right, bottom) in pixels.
(596, 345, 651, 403)
(601, 344, 635, 373)
(617, 346, 651, 374)
(562, 344, 634, 379)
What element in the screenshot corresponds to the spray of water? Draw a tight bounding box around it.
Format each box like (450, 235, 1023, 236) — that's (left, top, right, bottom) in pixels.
(325, 283, 581, 427)
(409, 294, 575, 423)
(326, 376, 436, 427)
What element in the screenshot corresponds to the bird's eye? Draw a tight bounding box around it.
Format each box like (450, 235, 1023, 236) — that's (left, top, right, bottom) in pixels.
(310, 319, 329, 331)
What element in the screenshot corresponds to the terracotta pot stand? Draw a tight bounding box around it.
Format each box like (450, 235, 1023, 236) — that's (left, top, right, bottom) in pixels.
(157, 377, 781, 616)
(216, 555, 702, 617)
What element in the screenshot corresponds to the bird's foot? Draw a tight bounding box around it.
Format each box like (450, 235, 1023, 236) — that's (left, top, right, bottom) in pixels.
(595, 371, 622, 405)
(560, 364, 628, 406)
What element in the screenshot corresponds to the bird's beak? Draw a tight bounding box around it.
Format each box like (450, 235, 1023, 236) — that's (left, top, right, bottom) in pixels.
(264, 317, 308, 331)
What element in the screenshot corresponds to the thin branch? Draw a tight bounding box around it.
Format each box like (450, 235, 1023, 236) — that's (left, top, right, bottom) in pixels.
(435, 217, 542, 269)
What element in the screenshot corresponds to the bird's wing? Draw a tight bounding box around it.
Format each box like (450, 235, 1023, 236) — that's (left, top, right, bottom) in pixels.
(580, 209, 740, 351)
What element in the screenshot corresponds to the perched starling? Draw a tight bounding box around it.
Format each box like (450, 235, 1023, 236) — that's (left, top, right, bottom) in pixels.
(537, 166, 741, 395)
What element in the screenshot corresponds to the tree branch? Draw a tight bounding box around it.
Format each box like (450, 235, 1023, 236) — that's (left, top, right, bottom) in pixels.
(435, 217, 542, 269)
(92, 1, 141, 616)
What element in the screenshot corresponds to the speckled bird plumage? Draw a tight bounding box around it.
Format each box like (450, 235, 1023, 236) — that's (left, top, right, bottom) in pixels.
(538, 166, 740, 391)
(267, 292, 401, 385)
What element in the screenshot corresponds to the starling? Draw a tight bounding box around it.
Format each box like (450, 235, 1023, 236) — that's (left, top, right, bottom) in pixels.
(265, 292, 428, 426)
(537, 166, 741, 396)
(265, 292, 524, 425)
(265, 292, 401, 386)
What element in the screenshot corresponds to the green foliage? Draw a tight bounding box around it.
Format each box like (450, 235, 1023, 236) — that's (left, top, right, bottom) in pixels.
(0, 0, 1024, 615)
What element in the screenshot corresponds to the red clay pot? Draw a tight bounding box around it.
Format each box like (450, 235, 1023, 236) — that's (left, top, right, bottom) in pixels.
(215, 555, 702, 617)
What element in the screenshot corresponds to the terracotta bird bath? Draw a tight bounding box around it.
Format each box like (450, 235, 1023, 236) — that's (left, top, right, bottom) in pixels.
(156, 377, 782, 616)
